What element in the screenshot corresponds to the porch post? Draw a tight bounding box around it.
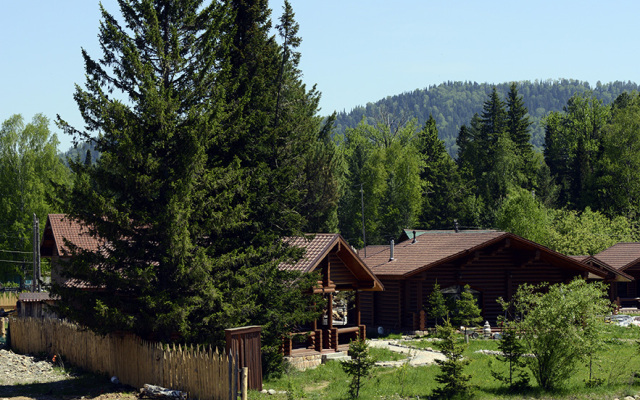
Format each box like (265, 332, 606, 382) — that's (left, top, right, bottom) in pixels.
(312, 301, 318, 331)
(328, 292, 333, 329)
(355, 290, 361, 326)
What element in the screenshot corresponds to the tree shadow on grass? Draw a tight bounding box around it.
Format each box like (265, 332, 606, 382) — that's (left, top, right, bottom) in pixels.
(477, 384, 579, 399)
(0, 373, 135, 399)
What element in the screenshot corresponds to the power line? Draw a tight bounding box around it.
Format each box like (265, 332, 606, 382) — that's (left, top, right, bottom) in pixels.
(0, 258, 33, 264)
(0, 249, 32, 254)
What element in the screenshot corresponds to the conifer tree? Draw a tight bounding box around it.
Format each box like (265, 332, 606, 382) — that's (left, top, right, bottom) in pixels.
(491, 320, 530, 390)
(452, 284, 483, 335)
(505, 83, 533, 157)
(542, 93, 609, 209)
(53, 0, 323, 374)
(479, 87, 507, 157)
(506, 82, 537, 190)
(341, 337, 375, 399)
(416, 116, 463, 229)
(427, 281, 449, 327)
(432, 318, 473, 399)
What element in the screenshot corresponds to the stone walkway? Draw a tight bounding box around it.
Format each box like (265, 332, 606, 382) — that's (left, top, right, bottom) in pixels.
(368, 339, 446, 367)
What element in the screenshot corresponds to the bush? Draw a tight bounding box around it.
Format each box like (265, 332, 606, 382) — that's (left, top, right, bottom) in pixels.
(509, 279, 612, 390)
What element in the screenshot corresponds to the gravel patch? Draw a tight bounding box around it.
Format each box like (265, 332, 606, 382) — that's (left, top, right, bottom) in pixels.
(0, 348, 70, 385)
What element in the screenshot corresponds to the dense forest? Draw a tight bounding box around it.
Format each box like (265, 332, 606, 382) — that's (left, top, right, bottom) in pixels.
(334, 80, 639, 155)
(333, 84, 640, 256)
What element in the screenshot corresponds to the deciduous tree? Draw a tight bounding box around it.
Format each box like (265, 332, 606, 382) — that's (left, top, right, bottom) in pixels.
(509, 279, 611, 390)
(0, 114, 69, 285)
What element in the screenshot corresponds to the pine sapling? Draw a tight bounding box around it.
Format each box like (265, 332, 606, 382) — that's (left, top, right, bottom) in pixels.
(427, 281, 449, 328)
(341, 337, 375, 399)
(490, 320, 530, 391)
(432, 318, 473, 399)
(454, 284, 483, 341)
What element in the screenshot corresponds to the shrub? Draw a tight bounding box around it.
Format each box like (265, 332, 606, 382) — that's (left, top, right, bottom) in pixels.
(509, 279, 611, 390)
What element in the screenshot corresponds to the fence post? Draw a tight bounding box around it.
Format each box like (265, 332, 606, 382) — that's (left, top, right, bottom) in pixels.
(228, 354, 234, 400)
(241, 367, 248, 400)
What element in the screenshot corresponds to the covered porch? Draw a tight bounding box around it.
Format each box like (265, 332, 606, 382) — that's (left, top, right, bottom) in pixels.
(279, 234, 383, 357)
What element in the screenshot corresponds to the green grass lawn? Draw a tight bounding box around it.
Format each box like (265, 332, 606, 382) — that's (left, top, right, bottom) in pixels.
(252, 325, 640, 399)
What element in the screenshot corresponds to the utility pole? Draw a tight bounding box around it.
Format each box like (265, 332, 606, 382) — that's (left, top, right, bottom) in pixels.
(32, 213, 40, 292)
(360, 183, 366, 258)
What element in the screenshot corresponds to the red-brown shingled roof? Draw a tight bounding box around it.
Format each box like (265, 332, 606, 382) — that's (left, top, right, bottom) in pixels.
(280, 234, 384, 291)
(592, 242, 640, 271)
(363, 231, 505, 276)
(569, 255, 590, 262)
(362, 231, 610, 279)
(280, 234, 340, 273)
(47, 214, 101, 256)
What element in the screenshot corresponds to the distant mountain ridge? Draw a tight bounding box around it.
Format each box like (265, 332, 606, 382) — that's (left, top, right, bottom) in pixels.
(333, 79, 639, 155)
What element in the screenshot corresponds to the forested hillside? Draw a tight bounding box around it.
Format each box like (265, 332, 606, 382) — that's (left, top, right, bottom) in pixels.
(334, 79, 639, 154)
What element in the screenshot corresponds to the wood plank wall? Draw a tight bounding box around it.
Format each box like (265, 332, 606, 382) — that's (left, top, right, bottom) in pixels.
(328, 254, 358, 287)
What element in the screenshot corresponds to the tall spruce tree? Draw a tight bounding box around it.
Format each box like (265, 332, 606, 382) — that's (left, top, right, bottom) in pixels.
(543, 93, 609, 209)
(416, 115, 463, 229)
(505, 83, 533, 157)
(459, 88, 515, 225)
(53, 0, 323, 374)
(505, 83, 537, 190)
(479, 87, 507, 158)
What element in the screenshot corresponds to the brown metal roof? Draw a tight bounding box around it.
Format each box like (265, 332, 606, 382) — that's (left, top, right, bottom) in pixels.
(581, 255, 634, 282)
(592, 242, 640, 271)
(362, 231, 609, 279)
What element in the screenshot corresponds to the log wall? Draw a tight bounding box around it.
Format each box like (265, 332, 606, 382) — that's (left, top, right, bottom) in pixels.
(369, 243, 587, 331)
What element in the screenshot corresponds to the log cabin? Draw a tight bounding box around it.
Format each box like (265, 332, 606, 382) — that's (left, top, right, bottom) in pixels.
(359, 229, 624, 332)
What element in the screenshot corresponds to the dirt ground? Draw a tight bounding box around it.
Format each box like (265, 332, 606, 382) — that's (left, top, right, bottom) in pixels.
(0, 375, 139, 400)
(4, 395, 137, 400)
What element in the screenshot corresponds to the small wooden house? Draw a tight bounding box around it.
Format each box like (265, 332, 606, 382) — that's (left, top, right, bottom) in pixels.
(17, 292, 59, 318)
(40, 214, 102, 289)
(359, 230, 619, 332)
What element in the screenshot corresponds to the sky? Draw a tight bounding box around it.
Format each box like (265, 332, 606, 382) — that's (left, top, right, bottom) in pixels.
(2, 1, 640, 152)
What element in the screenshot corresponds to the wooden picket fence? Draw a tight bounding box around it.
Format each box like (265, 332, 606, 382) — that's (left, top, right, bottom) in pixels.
(0, 292, 18, 310)
(9, 317, 237, 400)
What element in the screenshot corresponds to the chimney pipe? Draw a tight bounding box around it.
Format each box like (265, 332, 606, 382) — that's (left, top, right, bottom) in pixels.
(389, 239, 395, 261)
(454, 219, 459, 233)
(412, 230, 417, 244)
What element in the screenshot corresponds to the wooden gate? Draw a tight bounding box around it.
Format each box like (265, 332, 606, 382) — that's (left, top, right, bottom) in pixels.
(225, 326, 262, 391)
